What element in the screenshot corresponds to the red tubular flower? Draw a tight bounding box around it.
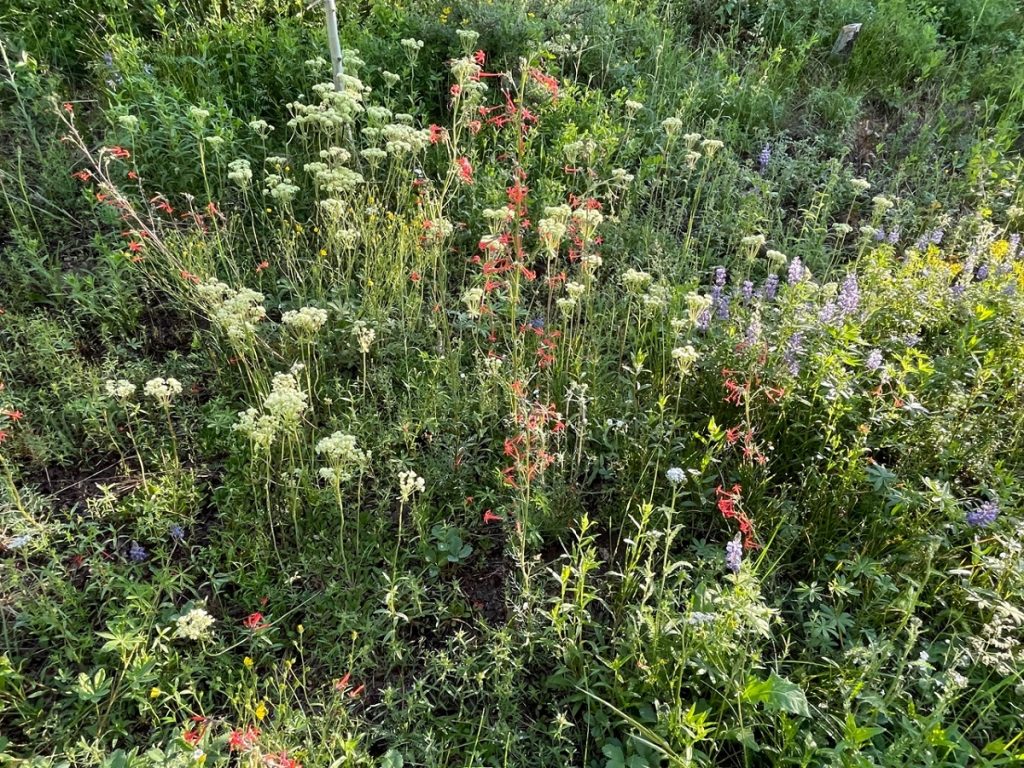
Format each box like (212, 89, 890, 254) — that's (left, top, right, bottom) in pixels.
(255, 260, 269, 274)
(473, 49, 486, 65)
(242, 612, 269, 630)
(456, 156, 473, 184)
(228, 727, 260, 752)
(127, 241, 143, 253)
(483, 510, 503, 524)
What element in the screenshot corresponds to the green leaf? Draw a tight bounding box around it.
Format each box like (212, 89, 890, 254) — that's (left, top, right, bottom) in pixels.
(742, 672, 810, 717)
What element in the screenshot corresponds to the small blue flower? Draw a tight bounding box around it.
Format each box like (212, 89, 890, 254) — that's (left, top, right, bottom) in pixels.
(528, 317, 545, 330)
(741, 280, 754, 302)
(837, 273, 860, 316)
(713, 266, 727, 287)
(7, 534, 32, 550)
(865, 349, 883, 371)
(725, 537, 742, 573)
(787, 257, 805, 286)
(966, 500, 998, 528)
(758, 143, 771, 174)
(762, 274, 779, 301)
(129, 541, 148, 562)
(170, 524, 185, 542)
(666, 467, 685, 485)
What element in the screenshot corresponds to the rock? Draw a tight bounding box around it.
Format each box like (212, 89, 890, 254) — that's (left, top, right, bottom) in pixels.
(831, 23, 863, 57)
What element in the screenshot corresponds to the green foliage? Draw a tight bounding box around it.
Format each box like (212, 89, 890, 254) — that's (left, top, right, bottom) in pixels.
(2, 0, 1024, 766)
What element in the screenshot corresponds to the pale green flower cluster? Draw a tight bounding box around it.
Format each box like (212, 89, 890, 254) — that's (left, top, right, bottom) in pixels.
(264, 173, 301, 204)
(741, 234, 767, 249)
(423, 217, 454, 245)
(398, 470, 425, 503)
(563, 139, 598, 165)
(381, 123, 432, 155)
(353, 322, 376, 354)
(143, 377, 183, 405)
(672, 344, 699, 375)
(661, 117, 683, 136)
(571, 208, 604, 241)
(483, 207, 515, 233)
(462, 287, 485, 318)
(686, 291, 714, 327)
(580, 254, 603, 274)
(227, 159, 253, 188)
(234, 366, 308, 449)
(105, 379, 136, 400)
(196, 279, 267, 344)
(174, 607, 215, 641)
(640, 283, 672, 315)
(316, 431, 370, 483)
(622, 268, 653, 295)
(282, 306, 328, 337)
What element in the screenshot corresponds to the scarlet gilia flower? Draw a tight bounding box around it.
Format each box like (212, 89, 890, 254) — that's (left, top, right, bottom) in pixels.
(0, 430, 8, 443)
(107, 146, 130, 159)
(127, 170, 138, 180)
(428, 124, 446, 145)
(334, 672, 351, 693)
(255, 260, 269, 274)
(529, 68, 560, 99)
(468, 119, 482, 134)
(4, 409, 23, 422)
(483, 510, 503, 524)
(473, 49, 486, 65)
(127, 241, 143, 253)
(180, 270, 200, 284)
(263, 751, 301, 768)
(725, 427, 741, 445)
(228, 726, 261, 752)
(72, 169, 92, 182)
(450, 84, 462, 97)
(409, 271, 421, 282)
(242, 612, 269, 630)
(456, 156, 473, 184)
(62, 102, 74, 114)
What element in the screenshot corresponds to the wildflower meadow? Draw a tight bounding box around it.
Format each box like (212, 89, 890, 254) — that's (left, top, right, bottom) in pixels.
(2, 0, 1024, 766)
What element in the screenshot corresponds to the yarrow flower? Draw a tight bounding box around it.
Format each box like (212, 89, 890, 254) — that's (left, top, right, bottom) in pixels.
(666, 467, 686, 485)
(966, 500, 999, 528)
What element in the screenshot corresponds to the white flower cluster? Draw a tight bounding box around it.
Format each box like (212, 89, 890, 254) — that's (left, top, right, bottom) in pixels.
(622, 268, 653, 295)
(462, 287, 485, 318)
(423, 217, 454, 245)
(174, 607, 215, 641)
(143, 377, 183, 405)
(686, 291, 713, 327)
(672, 345, 699, 375)
(105, 379, 136, 400)
(483, 207, 515, 233)
(571, 208, 604, 241)
(398, 470, 425, 503)
(195, 279, 267, 345)
(263, 173, 300, 204)
(661, 117, 683, 136)
(227, 158, 253, 188)
(353, 322, 376, 354)
(316, 431, 370, 483)
(380, 122, 432, 155)
(234, 366, 308, 449)
(282, 306, 328, 337)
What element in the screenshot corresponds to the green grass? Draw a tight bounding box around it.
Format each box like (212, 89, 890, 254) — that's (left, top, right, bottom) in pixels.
(1, 1, 1024, 766)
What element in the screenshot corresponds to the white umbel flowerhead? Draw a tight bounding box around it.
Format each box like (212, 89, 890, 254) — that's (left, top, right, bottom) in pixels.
(398, 470, 425, 503)
(174, 607, 215, 641)
(666, 467, 686, 485)
(105, 379, 136, 401)
(143, 377, 183, 405)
